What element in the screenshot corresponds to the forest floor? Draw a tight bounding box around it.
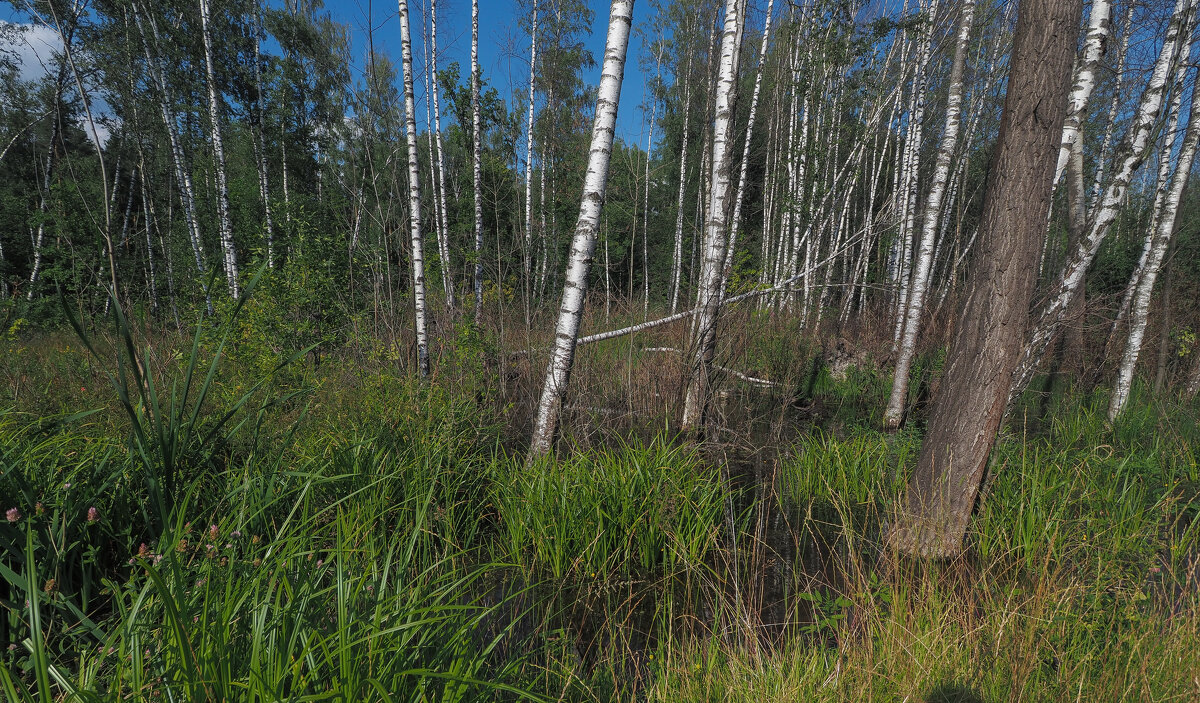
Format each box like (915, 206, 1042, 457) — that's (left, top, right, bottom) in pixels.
(2, 305, 1199, 701)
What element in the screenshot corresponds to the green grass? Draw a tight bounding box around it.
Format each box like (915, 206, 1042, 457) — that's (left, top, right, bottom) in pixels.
(2, 303, 1199, 701)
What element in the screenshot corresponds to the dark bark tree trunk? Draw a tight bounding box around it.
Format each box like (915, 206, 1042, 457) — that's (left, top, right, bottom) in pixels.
(887, 0, 1083, 558)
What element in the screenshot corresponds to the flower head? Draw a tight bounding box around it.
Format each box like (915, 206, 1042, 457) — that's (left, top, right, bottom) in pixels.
(6, 507, 21, 523)
(209, 524, 219, 540)
(87, 507, 100, 523)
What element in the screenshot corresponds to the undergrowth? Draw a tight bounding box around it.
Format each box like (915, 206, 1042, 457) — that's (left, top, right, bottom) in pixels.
(1, 302, 1198, 701)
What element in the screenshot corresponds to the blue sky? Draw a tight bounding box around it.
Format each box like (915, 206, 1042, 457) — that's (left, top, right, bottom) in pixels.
(1, 0, 660, 144)
(300, 0, 658, 143)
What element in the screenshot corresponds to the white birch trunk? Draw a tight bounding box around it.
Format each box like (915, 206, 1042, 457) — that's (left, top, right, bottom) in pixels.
(430, 0, 455, 308)
(133, 3, 207, 284)
(399, 0, 431, 376)
(670, 52, 694, 314)
(199, 0, 240, 298)
(723, 0, 774, 296)
(252, 1, 275, 269)
(884, 0, 973, 430)
(523, 0, 539, 321)
(1108, 73, 1200, 420)
(1092, 1, 1133, 210)
(1011, 0, 1193, 403)
(893, 0, 938, 344)
(681, 0, 744, 431)
(528, 0, 634, 459)
(472, 0, 485, 325)
(1051, 0, 1111, 189)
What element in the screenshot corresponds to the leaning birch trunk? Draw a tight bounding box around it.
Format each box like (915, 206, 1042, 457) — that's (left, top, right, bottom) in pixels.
(527, 0, 634, 460)
(523, 0, 539, 323)
(1092, 2, 1133, 209)
(133, 4, 206, 280)
(1010, 0, 1192, 403)
(399, 0, 431, 377)
(431, 0, 455, 309)
(681, 0, 743, 432)
(252, 1, 275, 269)
(1051, 0, 1111, 189)
(670, 52, 694, 314)
(1113, 39, 1193, 331)
(883, 0, 974, 430)
(26, 90, 61, 299)
(199, 0, 240, 299)
(723, 0, 774, 295)
(1108, 77, 1200, 420)
(472, 0, 485, 326)
(893, 0, 938, 343)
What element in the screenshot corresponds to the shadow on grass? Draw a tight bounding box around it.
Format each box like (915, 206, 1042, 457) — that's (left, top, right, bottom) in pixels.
(926, 682, 985, 703)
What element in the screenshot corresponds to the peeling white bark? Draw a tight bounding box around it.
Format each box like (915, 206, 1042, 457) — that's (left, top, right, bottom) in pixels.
(199, 0, 240, 298)
(528, 0, 634, 459)
(399, 0, 430, 376)
(1109, 70, 1200, 420)
(472, 0, 484, 325)
(682, 0, 744, 431)
(1011, 0, 1193, 402)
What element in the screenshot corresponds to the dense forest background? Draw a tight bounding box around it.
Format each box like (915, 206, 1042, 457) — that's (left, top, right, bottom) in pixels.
(0, 0, 1193, 387)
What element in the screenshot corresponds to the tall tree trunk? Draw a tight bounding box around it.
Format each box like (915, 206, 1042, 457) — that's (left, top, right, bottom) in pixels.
(199, 0, 240, 298)
(399, 0, 431, 377)
(670, 51, 694, 314)
(252, 0, 275, 269)
(1010, 0, 1192, 403)
(723, 0, 773, 296)
(527, 0, 634, 460)
(892, 0, 938, 344)
(523, 0, 540, 324)
(133, 3, 206, 285)
(681, 0, 744, 432)
(1108, 76, 1200, 420)
(887, 0, 1082, 558)
(884, 0, 975, 430)
(472, 0, 485, 326)
(1051, 0, 1111, 189)
(1091, 1, 1133, 210)
(430, 0, 455, 308)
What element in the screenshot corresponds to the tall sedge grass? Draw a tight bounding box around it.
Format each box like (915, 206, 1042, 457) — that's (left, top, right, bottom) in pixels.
(494, 436, 730, 580)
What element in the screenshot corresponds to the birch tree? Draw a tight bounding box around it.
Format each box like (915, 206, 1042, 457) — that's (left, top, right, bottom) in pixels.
(1108, 71, 1200, 419)
(681, 0, 743, 432)
(1010, 0, 1193, 402)
(199, 0, 240, 299)
(399, 0, 430, 377)
(883, 0, 975, 430)
(670, 50, 694, 314)
(528, 0, 635, 460)
(724, 0, 773, 295)
(472, 0, 484, 326)
(1052, 0, 1111, 189)
(523, 0, 540, 322)
(430, 0, 455, 308)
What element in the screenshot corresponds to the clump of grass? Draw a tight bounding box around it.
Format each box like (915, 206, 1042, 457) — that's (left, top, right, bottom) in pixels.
(493, 436, 729, 580)
(3, 484, 535, 702)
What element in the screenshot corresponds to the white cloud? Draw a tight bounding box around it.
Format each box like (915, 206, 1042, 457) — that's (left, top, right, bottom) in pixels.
(0, 20, 62, 82)
(0, 21, 115, 148)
